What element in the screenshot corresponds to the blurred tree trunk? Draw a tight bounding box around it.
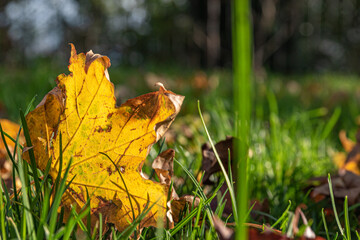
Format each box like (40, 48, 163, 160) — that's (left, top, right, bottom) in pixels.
(0, 0, 15, 65)
(206, 0, 220, 67)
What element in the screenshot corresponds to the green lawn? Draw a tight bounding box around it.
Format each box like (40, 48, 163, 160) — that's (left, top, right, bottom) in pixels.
(1, 64, 360, 239)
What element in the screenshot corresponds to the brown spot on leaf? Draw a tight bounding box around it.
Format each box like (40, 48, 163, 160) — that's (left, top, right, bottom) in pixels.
(107, 167, 112, 176)
(74, 152, 83, 157)
(95, 126, 104, 133)
(106, 124, 112, 132)
(68, 187, 86, 203)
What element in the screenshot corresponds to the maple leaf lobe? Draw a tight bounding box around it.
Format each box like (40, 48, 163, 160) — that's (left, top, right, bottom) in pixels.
(23, 44, 184, 231)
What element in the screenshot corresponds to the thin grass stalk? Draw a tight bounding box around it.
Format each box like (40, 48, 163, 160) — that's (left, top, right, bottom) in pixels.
(270, 201, 291, 229)
(174, 156, 215, 227)
(344, 196, 351, 240)
(356, 231, 360, 240)
(20, 110, 41, 195)
(321, 208, 330, 240)
(232, 0, 252, 239)
(7, 217, 21, 239)
(328, 174, 345, 237)
(99, 213, 103, 240)
(18, 147, 36, 239)
(0, 183, 6, 240)
(99, 152, 138, 237)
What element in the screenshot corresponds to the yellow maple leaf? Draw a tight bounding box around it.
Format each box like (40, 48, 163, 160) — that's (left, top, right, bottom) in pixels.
(23, 44, 184, 231)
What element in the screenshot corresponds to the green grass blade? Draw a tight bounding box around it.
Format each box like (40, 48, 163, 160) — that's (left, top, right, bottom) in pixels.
(86, 188, 92, 235)
(18, 148, 36, 239)
(169, 195, 214, 237)
(215, 188, 229, 217)
(37, 186, 50, 240)
(356, 231, 360, 240)
(1, 179, 11, 220)
(0, 182, 6, 240)
(24, 95, 37, 115)
(321, 107, 341, 140)
(321, 208, 331, 240)
(99, 213, 103, 240)
(328, 174, 345, 237)
(62, 205, 90, 240)
(169, 179, 223, 237)
(344, 196, 351, 240)
(91, 222, 98, 240)
(173, 157, 206, 201)
(62, 214, 76, 240)
(21, 208, 26, 240)
(194, 200, 203, 228)
(112, 227, 118, 240)
(198, 101, 238, 221)
(117, 196, 157, 239)
(39, 156, 52, 190)
(48, 155, 73, 239)
(12, 126, 24, 170)
(7, 217, 21, 240)
(54, 227, 65, 239)
(9, 95, 37, 164)
(69, 207, 90, 233)
(12, 163, 20, 218)
(173, 157, 215, 227)
(20, 109, 41, 196)
(228, 148, 234, 191)
(99, 152, 137, 237)
(270, 200, 291, 229)
(52, 133, 63, 197)
(56, 207, 65, 233)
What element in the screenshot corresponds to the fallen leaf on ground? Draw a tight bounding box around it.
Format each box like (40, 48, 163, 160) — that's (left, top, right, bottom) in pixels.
(23, 44, 184, 231)
(200, 137, 262, 218)
(0, 119, 24, 190)
(0, 119, 23, 160)
(310, 170, 360, 205)
(213, 206, 325, 240)
(152, 149, 175, 187)
(200, 136, 233, 185)
(333, 130, 360, 175)
(309, 129, 360, 208)
(170, 195, 200, 223)
(151, 148, 202, 226)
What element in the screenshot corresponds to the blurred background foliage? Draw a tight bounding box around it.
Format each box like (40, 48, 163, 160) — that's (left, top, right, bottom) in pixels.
(1, 0, 360, 72)
(1, 0, 360, 131)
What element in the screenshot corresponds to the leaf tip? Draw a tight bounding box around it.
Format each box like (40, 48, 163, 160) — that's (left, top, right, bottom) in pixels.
(69, 43, 77, 59)
(155, 82, 166, 91)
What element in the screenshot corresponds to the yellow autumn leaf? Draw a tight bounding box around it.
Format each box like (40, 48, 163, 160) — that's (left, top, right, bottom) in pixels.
(23, 44, 184, 231)
(0, 119, 23, 160)
(334, 130, 360, 175)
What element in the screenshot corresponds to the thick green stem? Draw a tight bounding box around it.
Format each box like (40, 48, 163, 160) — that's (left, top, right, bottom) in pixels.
(232, 0, 252, 239)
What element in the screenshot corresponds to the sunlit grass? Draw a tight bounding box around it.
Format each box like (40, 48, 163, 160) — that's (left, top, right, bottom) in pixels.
(1, 58, 360, 238)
